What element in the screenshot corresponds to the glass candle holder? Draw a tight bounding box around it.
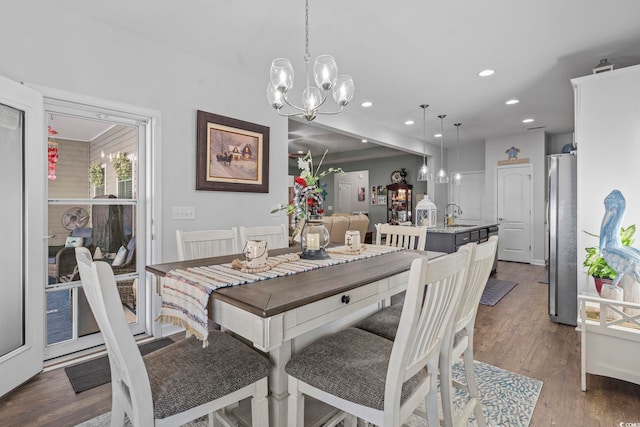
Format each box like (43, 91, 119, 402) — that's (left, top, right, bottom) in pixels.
(300, 214, 330, 260)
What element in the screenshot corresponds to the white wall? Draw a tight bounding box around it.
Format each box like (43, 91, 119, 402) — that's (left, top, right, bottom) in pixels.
(485, 131, 546, 264)
(0, 1, 288, 262)
(573, 65, 640, 294)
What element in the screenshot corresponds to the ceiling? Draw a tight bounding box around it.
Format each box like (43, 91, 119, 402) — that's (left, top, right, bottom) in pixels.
(50, 0, 640, 158)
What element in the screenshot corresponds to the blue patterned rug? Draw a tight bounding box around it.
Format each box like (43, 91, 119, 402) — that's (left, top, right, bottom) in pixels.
(480, 279, 518, 306)
(75, 360, 542, 427)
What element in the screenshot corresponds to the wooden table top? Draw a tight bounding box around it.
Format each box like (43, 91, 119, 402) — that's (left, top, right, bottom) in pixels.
(146, 248, 442, 318)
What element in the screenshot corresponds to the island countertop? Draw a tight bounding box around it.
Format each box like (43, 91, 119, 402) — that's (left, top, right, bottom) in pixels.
(426, 223, 499, 234)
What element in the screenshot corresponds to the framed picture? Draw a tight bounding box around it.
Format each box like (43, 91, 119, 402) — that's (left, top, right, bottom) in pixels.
(196, 110, 269, 192)
(371, 185, 378, 205)
(377, 195, 387, 205)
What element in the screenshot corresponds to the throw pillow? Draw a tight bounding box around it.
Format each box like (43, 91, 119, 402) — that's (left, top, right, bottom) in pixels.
(112, 246, 128, 267)
(65, 236, 84, 248)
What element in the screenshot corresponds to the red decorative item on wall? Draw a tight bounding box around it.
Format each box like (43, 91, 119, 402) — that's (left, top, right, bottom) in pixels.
(48, 125, 59, 180)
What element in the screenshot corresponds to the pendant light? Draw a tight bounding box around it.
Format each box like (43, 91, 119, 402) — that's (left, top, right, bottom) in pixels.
(435, 114, 449, 184)
(417, 104, 430, 181)
(453, 123, 462, 185)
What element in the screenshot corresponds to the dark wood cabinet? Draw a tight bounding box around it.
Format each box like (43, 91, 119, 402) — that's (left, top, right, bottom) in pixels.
(426, 225, 499, 272)
(386, 183, 412, 224)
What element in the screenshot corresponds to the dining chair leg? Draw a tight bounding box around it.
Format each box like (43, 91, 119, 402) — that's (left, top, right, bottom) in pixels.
(439, 349, 455, 427)
(424, 360, 440, 427)
(251, 378, 270, 427)
(287, 377, 305, 427)
(463, 338, 486, 427)
(345, 414, 357, 427)
(110, 398, 125, 427)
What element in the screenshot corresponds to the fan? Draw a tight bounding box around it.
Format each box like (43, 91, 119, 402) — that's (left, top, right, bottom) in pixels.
(61, 207, 89, 231)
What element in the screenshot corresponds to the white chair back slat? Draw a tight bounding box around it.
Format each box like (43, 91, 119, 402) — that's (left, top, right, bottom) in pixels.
(375, 223, 427, 250)
(176, 228, 238, 261)
(239, 224, 288, 250)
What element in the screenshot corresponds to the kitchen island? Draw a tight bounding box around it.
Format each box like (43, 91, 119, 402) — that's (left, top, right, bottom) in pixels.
(426, 223, 499, 271)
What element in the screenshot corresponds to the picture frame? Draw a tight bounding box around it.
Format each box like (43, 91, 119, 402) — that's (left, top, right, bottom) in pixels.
(196, 110, 269, 192)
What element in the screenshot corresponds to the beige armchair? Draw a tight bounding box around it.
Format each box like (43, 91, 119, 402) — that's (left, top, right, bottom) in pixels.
(322, 213, 369, 244)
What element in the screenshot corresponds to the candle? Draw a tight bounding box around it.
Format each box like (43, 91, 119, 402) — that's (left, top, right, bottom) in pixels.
(307, 233, 320, 250)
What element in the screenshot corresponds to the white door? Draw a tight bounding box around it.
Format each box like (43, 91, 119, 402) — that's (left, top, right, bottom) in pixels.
(0, 75, 45, 397)
(336, 181, 353, 214)
(496, 164, 533, 263)
(43, 97, 152, 360)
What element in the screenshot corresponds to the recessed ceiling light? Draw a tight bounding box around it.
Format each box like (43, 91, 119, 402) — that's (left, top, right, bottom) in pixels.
(297, 150, 304, 154)
(405, 120, 414, 125)
(434, 133, 442, 138)
(361, 139, 368, 143)
(522, 118, 534, 123)
(478, 69, 495, 77)
(361, 101, 373, 108)
(506, 99, 519, 105)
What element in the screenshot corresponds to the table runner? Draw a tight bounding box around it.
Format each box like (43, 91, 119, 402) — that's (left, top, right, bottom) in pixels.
(157, 245, 403, 346)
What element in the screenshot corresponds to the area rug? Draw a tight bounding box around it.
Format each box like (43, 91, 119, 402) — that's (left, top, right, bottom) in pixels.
(480, 279, 518, 306)
(75, 361, 542, 427)
(65, 337, 174, 393)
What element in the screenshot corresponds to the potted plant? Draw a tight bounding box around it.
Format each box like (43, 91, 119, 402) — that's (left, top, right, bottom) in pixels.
(583, 224, 636, 294)
(112, 152, 132, 180)
(88, 162, 104, 187)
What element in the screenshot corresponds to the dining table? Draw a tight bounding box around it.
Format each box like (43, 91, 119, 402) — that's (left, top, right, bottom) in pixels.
(146, 245, 445, 427)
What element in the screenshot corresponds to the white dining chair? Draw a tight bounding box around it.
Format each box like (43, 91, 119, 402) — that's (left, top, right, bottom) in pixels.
(356, 237, 499, 427)
(176, 228, 238, 261)
(439, 236, 498, 427)
(285, 248, 471, 427)
(74, 247, 270, 427)
(375, 223, 427, 250)
(239, 224, 288, 250)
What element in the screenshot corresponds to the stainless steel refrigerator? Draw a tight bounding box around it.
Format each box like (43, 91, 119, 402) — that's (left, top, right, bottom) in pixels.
(547, 153, 577, 326)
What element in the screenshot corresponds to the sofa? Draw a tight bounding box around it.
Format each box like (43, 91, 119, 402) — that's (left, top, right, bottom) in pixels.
(322, 213, 369, 244)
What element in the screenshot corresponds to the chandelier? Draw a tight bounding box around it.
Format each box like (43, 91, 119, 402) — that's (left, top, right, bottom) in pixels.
(417, 104, 430, 181)
(435, 114, 449, 184)
(266, 0, 354, 122)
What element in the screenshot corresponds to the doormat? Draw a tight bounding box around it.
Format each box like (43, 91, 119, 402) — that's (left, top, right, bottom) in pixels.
(64, 337, 174, 393)
(480, 279, 518, 306)
(76, 360, 543, 427)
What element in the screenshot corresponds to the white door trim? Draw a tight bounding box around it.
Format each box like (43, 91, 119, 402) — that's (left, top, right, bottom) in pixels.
(25, 84, 163, 358)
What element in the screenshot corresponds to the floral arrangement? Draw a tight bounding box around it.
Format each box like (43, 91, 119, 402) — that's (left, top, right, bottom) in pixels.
(113, 152, 132, 180)
(273, 149, 344, 228)
(88, 162, 104, 187)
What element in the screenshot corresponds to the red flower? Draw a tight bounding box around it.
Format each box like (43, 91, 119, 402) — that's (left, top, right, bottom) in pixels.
(295, 176, 307, 186)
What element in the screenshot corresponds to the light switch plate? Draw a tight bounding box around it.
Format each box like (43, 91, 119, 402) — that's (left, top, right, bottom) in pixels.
(172, 206, 195, 220)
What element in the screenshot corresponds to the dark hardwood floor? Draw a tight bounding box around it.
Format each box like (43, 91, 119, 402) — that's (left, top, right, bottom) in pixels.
(1, 261, 640, 426)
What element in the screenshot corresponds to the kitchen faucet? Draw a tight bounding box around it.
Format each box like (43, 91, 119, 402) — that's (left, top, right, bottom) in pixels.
(445, 203, 462, 226)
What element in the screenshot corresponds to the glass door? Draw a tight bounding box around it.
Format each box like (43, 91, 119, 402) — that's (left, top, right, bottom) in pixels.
(0, 75, 45, 397)
(44, 103, 148, 360)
